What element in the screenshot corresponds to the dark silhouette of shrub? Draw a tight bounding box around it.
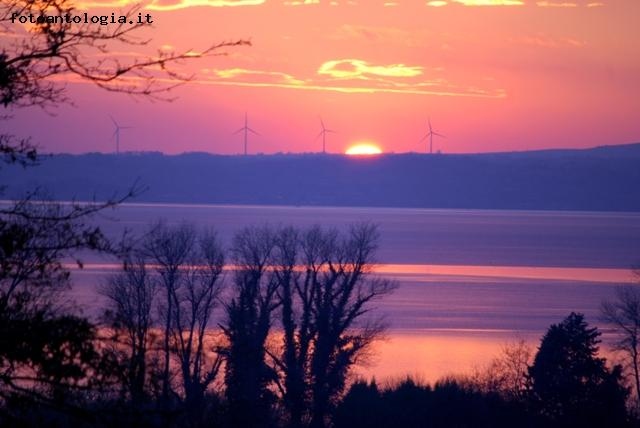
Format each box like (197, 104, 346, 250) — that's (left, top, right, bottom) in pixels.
(334, 376, 535, 428)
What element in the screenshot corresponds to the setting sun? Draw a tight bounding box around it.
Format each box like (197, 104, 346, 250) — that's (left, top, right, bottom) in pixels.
(345, 143, 383, 156)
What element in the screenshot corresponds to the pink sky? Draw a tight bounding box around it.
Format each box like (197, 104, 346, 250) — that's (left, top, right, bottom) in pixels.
(5, 0, 640, 154)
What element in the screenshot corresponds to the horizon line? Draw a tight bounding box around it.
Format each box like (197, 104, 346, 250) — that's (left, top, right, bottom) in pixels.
(35, 141, 640, 158)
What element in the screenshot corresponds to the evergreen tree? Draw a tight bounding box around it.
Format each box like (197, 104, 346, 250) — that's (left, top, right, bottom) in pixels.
(528, 312, 629, 428)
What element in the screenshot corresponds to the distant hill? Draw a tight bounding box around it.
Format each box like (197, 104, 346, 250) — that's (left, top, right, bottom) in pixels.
(2, 143, 640, 212)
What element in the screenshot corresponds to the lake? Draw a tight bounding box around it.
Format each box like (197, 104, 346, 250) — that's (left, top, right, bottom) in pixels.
(70, 203, 640, 382)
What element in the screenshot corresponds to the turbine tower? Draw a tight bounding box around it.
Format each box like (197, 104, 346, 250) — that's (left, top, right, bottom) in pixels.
(234, 112, 259, 155)
(420, 118, 445, 154)
(109, 115, 133, 154)
(316, 117, 335, 154)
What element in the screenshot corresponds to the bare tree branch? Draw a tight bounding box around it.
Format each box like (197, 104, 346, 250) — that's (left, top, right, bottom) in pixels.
(1, 0, 250, 108)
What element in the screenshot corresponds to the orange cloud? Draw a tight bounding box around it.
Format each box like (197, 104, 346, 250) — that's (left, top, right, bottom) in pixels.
(200, 59, 506, 98)
(536, 0, 606, 6)
(73, 0, 605, 9)
(536, 1, 578, 7)
(318, 59, 423, 79)
(76, 0, 264, 10)
(452, 0, 523, 4)
(283, 0, 320, 5)
(75, 0, 134, 8)
(147, 0, 263, 11)
(427, 0, 524, 6)
(426, 0, 604, 7)
(212, 68, 305, 85)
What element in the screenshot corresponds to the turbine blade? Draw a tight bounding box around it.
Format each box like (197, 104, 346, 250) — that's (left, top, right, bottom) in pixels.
(320, 117, 325, 130)
(233, 128, 244, 135)
(326, 129, 336, 133)
(248, 127, 260, 136)
(316, 131, 324, 139)
(419, 135, 428, 143)
(434, 132, 446, 138)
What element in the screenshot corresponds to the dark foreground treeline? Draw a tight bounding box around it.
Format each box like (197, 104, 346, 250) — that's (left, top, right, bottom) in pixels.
(336, 313, 630, 428)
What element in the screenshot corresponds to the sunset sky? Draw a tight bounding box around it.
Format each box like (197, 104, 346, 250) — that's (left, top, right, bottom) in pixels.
(5, 0, 640, 155)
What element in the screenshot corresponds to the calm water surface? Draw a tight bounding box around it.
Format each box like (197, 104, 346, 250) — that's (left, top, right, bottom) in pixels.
(70, 203, 640, 381)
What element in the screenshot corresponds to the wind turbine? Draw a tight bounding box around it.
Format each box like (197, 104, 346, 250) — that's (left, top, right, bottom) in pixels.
(234, 112, 259, 155)
(109, 115, 133, 154)
(420, 118, 445, 154)
(316, 117, 336, 154)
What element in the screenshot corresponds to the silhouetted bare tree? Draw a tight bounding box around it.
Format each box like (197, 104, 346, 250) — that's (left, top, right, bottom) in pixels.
(0, 191, 127, 417)
(271, 225, 309, 428)
(269, 224, 396, 428)
(601, 279, 640, 406)
(100, 223, 226, 426)
(222, 225, 280, 428)
(1, 0, 248, 108)
(0, 79, 141, 417)
(143, 222, 196, 405)
(101, 254, 157, 404)
(170, 229, 225, 425)
(309, 224, 395, 428)
(472, 340, 533, 402)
